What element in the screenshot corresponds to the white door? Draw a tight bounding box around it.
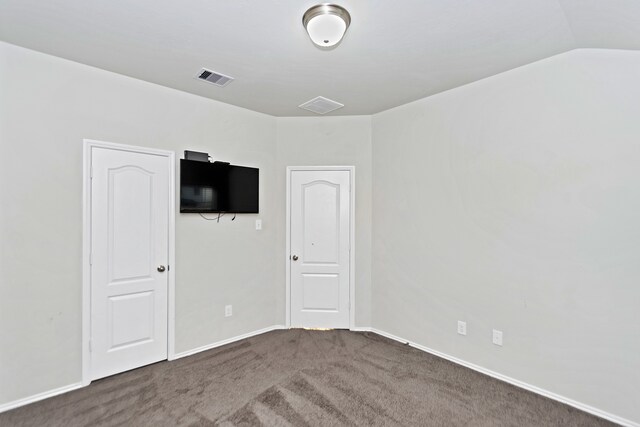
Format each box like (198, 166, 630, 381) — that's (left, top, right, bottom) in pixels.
(90, 146, 170, 380)
(290, 169, 351, 328)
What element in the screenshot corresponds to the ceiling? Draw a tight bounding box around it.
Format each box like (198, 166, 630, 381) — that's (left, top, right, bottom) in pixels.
(1, 0, 639, 117)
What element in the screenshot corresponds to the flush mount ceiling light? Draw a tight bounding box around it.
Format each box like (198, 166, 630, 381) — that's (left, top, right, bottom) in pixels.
(302, 4, 351, 48)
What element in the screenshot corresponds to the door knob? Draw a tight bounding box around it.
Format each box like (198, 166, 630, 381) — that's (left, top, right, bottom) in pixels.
(157, 265, 166, 272)
(292, 255, 299, 261)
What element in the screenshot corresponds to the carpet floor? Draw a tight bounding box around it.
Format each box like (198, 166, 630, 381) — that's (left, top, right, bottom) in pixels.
(0, 329, 614, 426)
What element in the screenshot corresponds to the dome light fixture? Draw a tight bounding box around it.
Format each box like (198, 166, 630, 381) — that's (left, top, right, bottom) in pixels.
(302, 4, 351, 48)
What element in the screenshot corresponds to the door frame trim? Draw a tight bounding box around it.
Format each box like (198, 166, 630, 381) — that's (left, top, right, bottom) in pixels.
(285, 166, 356, 329)
(82, 139, 176, 386)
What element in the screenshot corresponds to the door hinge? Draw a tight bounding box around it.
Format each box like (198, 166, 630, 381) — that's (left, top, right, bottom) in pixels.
(89, 252, 92, 265)
(90, 166, 93, 179)
(89, 339, 92, 352)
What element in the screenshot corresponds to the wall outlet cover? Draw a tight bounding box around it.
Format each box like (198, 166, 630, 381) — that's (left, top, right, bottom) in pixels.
(457, 321, 467, 336)
(492, 329, 503, 346)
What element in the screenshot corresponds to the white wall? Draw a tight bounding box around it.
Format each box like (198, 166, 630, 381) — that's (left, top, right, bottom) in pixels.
(371, 49, 640, 423)
(2, 40, 638, 425)
(0, 42, 278, 406)
(275, 117, 372, 327)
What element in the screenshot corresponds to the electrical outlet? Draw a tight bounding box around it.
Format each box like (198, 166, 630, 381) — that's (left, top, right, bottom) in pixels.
(492, 329, 503, 346)
(457, 321, 467, 336)
(225, 305, 232, 317)
(255, 219, 262, 230)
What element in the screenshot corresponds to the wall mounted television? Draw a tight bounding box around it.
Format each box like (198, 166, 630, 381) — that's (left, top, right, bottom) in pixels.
(180, 159, 259, 213)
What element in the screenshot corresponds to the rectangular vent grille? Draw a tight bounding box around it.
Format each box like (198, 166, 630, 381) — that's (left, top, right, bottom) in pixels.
(298, 96, 344, 115)
(196, 68, 234, 87)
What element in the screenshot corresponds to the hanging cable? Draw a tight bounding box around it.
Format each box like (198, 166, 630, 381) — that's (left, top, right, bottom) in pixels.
(199, 212, 226, 222)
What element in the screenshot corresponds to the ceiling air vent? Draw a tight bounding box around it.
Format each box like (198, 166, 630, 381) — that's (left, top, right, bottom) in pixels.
(196, 68, 234, 87)
(299, 96, 344, 115)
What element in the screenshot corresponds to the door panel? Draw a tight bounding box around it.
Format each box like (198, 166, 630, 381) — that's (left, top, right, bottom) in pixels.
(302, 274, 340, 310)
(109, 166, 153, 282)
(91, 147, 169, 380)
(303, 181, 339, 264)
(290, 170, 350, 328)
(108, 291, 154, 350)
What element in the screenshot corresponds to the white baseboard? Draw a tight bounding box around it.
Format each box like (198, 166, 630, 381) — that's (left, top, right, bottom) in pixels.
(0, 325, 287, 414)
(2, 326, 636, 426)
(350, 326, 373, 332)
(170, 325, 286, 360)
(367, 328, 638, 427)
(0, 382, 84, 414)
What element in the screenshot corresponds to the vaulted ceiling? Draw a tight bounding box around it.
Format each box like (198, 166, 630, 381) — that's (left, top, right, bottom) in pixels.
(1, 0, 639, 116)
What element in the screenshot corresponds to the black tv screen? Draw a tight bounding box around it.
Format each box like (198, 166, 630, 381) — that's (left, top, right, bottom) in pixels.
(180, 159, 259, 213)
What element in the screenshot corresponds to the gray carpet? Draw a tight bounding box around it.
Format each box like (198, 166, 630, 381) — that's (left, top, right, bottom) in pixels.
(0, 329, 614, 426)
